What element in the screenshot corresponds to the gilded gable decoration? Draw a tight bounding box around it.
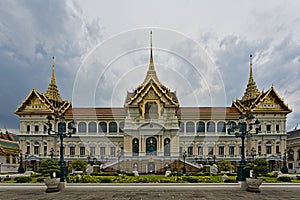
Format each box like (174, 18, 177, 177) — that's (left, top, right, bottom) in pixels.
(233, 55, 291, 114)
(124, 31, 179, 119)
(15, 57, 71, 115)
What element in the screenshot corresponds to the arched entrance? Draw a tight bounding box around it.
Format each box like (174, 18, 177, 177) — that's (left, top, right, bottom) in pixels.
(146, 137, 157, 156)
(148, 162, 155, 173)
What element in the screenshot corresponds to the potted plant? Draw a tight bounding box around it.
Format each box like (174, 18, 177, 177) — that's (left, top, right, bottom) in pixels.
(39, 159, 61, 193)
(244, 158, 268, 193)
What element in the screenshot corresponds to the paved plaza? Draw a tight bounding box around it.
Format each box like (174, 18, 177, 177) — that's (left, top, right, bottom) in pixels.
(0, 184, 300, 200)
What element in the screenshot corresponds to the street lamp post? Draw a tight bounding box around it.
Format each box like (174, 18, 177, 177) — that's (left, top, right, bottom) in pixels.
(17, 151, 25, 173)
(250, 147, 256, 161)
(281, 149, 288, 174)
(182, 150, 187, 175)
(227, 113, 260, 181)
(46, 115, 76, 182)
(117, 150, 121, 174)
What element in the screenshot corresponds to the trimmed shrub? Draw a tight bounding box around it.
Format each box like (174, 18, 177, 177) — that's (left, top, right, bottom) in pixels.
(277, 176, 291, 182)
(224, 178, 237, 183)
(100, 177, 112, 183)
(14, 176, 32, 183)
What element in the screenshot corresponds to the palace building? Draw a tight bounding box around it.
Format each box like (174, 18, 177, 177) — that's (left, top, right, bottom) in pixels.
(15, 33, 292, 173)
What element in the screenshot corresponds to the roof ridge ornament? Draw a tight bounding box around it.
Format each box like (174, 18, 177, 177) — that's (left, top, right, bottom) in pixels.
(45, 56, 63, 103)
(241, 54, 260, 103)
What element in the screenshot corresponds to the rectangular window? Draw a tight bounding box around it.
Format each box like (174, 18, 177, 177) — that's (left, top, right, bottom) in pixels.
(258, 146, 262, 155)
(229, 146, 235, 156)
(208, 147, 213, 156)
(266, 146, 272, 154)
(110, 147, 116, 157)
(12, 155, 16, 164)
(34, 125, 39, 133)
(26, 146, 30, 154)
(218, 146, 224, 156)
(266, 125, 271, 133)
(44, 146, 47, 156)
(80, 147, 85, 156)
(276, 124, 280, 132)
(288, 163, 293, 170)
(198, 146, 203, 155)
(276, 146, 280, 154)
(26, 125, 30, 133)
(100, 147, 106, 156)
(6, 155, 10, 164)
(70, 147, 75, 156)
(44, 125, 47, 133)
(188, 147, 193, 156)
(34, 146, 40, 155)
(90, 147, 96, 156)
(120, 147, 124, 156)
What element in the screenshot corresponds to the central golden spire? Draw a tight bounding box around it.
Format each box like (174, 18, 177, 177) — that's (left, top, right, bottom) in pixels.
(241, 54, 260, 102)
(149, 30, 154, 68)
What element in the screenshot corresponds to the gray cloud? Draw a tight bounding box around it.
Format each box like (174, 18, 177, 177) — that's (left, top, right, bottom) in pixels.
(1, 0, 300, 133)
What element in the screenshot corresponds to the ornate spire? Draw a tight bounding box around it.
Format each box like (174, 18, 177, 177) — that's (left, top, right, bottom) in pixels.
(143, 31, 159, 83)
(241, 54, 260, 102)
(45, 56, 62, 103)
(149, 30, 154, 68)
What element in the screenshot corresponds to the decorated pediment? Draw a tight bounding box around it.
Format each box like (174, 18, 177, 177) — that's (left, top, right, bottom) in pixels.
(15, 89, 51, 114)
(253, 86, 292, 112)
(15, 57, 72, 115)
(233, 86, 292, 113)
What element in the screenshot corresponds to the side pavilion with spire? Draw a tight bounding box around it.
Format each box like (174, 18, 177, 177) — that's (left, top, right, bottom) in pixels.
(15, 33, 291, 174)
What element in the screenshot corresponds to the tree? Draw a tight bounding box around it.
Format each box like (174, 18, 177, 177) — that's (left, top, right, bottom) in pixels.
(70, 160, 88, 171)
(217, 160, 232, 172)
(39, 159, 60, 178)
(244, 158, 268, 178)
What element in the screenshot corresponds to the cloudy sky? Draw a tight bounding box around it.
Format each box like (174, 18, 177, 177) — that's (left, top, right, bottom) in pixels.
(1, 0, 300, 132)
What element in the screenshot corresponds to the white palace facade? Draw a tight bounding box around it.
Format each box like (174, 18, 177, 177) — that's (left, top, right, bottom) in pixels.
(15, 33, 292, 173)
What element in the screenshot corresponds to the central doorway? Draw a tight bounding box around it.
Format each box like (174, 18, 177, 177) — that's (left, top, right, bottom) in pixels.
(148, 162, 156, 173)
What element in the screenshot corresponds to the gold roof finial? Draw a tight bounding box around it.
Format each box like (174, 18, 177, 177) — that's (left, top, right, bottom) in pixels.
(45, 56, 62, 103)
(51, 56, 56, 85)
(241, 54, 260, 102)
(249, 54, 253, 82)
(149, 30, 154, 67)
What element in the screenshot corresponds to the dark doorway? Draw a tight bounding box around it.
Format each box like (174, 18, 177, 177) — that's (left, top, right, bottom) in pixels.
(148, 162, 155, 173)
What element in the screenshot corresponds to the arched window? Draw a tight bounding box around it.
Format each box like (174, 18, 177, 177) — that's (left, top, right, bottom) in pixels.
(146, 137, 157, 156)
(132, 138, 139, 156)
(88, 122, 97, 133)
(99, 122, 107, 133)
(119, 121, 125, 133)
(26, 142, 30, 154)
(196, 121, 205, 133)
(207, 121, 215, 132)
(265, 141, 272, 154)
(258, 141, 262, 156)
(164, 138, 171, 156)
(276, 141, 280, 154)
(109, 122, 117, 133)
(78, 122, 87, 133)
(178, 121, 184, 132)
(217, 121, 226, 132)
(186, 121, 195, 133)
